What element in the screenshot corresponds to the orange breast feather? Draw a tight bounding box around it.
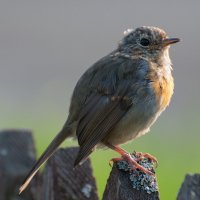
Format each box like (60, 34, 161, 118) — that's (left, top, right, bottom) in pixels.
(148, 64, 174, 110)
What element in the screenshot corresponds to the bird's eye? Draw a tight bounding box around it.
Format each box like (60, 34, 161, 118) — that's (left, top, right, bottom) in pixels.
(140, 38, 150, 46)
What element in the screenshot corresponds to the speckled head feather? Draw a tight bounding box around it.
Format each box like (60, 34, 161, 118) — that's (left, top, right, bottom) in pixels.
(121, 26, 168, 46)
(119, 26, 170, 60)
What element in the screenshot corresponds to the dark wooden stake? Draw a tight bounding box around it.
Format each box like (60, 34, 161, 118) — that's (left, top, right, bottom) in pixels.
(3, 129, 197, 199)
(177, 174, 200, 200)
(0, 129, 38, 200)
(41, 147, 99, 200)
(103, 163, 160, 200)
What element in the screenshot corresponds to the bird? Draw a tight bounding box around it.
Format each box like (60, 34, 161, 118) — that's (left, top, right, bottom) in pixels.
(19, 26, 180, 193)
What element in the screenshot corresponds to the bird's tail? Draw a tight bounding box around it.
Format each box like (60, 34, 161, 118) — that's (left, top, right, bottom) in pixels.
(19, 125, 73, 194)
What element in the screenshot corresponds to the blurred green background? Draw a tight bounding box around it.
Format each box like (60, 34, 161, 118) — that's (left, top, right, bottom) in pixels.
(1, 1, 200, 199)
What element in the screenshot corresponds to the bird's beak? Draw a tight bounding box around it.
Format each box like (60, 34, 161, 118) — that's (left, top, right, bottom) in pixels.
(162, 38, 180, 47)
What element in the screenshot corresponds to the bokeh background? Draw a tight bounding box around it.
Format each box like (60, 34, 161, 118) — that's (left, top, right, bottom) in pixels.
(1, 1, 199, 199)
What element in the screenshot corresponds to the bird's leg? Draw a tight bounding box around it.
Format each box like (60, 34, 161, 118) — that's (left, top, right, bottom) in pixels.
(105, 142, 154, 176)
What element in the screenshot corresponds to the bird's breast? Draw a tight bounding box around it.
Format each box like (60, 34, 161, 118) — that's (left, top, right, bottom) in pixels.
(147, 63, 174, 111)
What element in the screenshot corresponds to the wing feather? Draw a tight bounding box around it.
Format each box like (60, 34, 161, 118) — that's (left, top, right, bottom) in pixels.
(74, 80, 132, 166)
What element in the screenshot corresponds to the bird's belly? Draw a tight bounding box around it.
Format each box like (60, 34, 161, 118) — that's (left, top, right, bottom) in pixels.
(104, 99, 161, 146)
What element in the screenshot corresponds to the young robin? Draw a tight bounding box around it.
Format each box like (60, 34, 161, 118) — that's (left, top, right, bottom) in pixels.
(19, 26, 179, 193)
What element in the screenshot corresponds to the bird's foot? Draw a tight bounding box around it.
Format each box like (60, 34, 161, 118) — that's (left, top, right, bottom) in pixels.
(105, 143, 155, 176)
(134, 152, 158, 168)
(109, 153, 154, 176)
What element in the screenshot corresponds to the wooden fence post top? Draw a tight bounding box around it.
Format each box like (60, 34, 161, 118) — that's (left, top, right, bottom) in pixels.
(0, 129, 38, 200)
(2, 129, 199, 199)
(177, 173, 200, 200)
(103, 154, 160, 200)
(41, 147, 99, 200)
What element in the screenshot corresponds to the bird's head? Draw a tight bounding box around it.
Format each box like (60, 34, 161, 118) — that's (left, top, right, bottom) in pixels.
(119, 26, 180, 63)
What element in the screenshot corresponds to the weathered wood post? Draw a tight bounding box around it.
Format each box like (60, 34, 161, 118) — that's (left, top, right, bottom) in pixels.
(103, 155, 160, 200)
(41, 147, 99, 200)
(0, 130, 98, 200)
(3, 129, 199, 200)
(0, 130, 38, 200)
(177, 174, 200, 200)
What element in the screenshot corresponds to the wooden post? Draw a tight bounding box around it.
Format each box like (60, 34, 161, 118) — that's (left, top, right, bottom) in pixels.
(177, 174, 200, 200)
(41, 147, 99, 200)
(0, 129, 38, 200)
(103, 157, 160, 200)
(5, 129, 194, 199)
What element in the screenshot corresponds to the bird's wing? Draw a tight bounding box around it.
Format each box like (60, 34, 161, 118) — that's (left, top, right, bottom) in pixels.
(74, 80, 133, 166)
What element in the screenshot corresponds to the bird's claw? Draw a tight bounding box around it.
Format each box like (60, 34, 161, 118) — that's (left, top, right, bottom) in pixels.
(134, 152, 158, 168)
(109, 157, 123, 167)
(109, 153, 155, 176)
